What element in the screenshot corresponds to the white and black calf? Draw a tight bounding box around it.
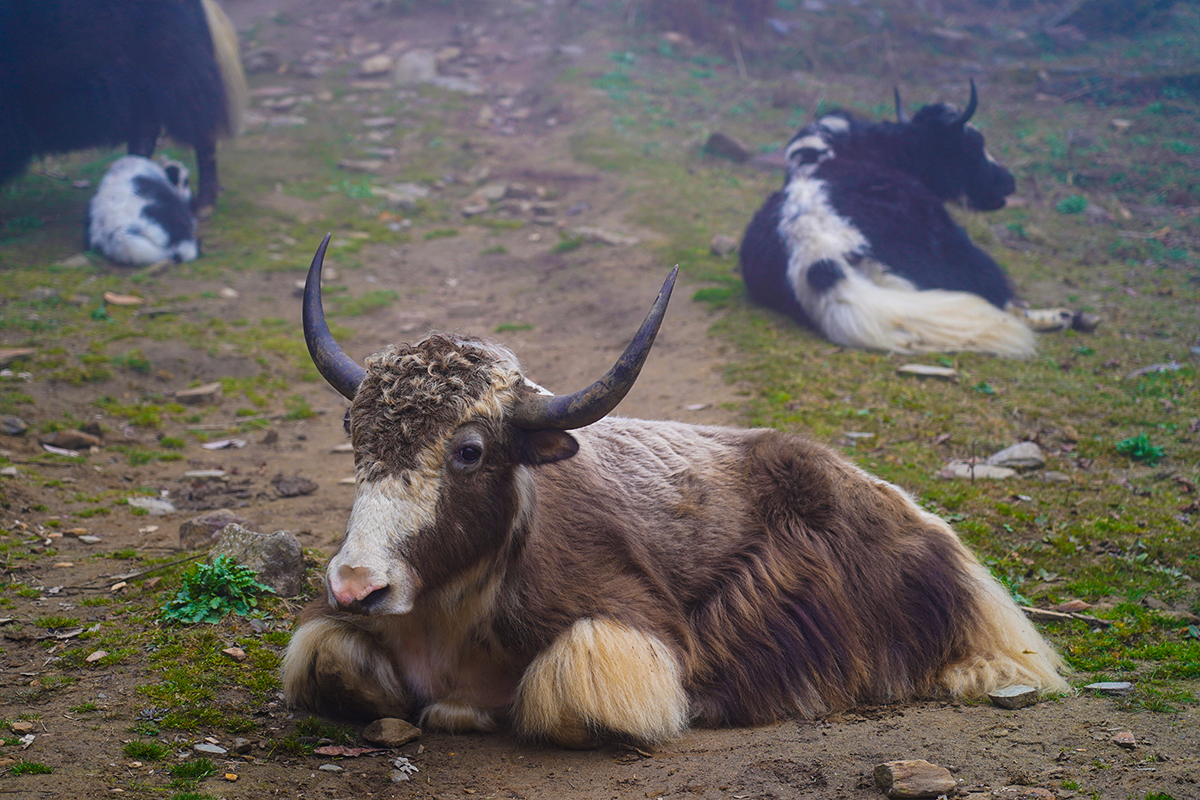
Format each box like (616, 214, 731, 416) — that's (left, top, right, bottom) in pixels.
(281, 236, 1069, 748)
(740, 84, 1080, 357)
(86, 156, 199, 265)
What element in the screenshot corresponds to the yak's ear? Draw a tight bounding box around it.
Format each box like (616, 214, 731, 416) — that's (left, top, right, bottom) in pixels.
(519, 429, 579, 466)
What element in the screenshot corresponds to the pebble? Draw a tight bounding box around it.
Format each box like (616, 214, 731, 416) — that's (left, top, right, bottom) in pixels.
(938, 461, 1017, 480)
(1112, 730, 1136, 749)
(0, 466, 17, 478)
(363, 718, 422, 747)
(127, 497, 177, 516)
(194, 743, 227, 756)
(703, 132, 751, 162)
(987, 442, 1045, 471)
(873, 759, 956, 798)
(10, 721, 34, 734)
(175, 382, 223, 405)
(1, 416, 28, 436)
(989, 684, 1039, 709)
(1084, 681, 1134, 695)
(318, 763, 343, 772)
(896, 363, 958, 380)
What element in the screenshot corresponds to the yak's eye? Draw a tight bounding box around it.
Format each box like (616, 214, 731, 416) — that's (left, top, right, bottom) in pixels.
(452, 443, 483, 470)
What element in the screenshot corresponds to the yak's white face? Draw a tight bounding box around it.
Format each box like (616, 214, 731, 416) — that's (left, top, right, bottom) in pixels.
(322, 334, 529, 616)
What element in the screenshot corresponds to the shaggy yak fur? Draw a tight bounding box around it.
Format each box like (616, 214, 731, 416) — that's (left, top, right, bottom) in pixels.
(86, 156, 199, 265)
(0, 0, 247, 212)
(740, 85, 1075, 358)
(282, 242, 1069, 748)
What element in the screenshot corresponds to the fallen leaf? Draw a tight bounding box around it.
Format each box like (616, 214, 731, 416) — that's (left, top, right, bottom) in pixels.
(222, 647, 247, 662)
(86, 650, 108, 663)
(313, 745, 385, 757)
(103, 291, 145, 306)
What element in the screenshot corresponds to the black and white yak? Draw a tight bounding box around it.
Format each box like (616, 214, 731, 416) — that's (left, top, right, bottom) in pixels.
(740, 83, 1078, 358)
(0, 0, 247, 214)
(85, 156, 199, 265)
(282, 235, 1069, 748)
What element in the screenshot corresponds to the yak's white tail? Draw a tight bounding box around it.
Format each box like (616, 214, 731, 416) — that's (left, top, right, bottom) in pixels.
(802, 269, 1037, 358)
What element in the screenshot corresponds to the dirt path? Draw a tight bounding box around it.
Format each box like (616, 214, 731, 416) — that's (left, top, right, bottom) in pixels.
(1, 1, 1197, 798)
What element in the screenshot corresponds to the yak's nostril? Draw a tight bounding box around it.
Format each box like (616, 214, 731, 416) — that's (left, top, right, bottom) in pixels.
(359, 585, 390, 611)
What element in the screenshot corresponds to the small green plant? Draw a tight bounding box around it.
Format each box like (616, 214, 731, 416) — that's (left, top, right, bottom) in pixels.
(973, 381, 996, 395)
(1116, 433, 1165, 465)
(169, 757, 216, 788)
(494, 322, 533, 333)
(9, 761, 53, 775)
(1056, 194, 1088, 214)
(161, 556, 274, 624)
(123, 740, 169, 761)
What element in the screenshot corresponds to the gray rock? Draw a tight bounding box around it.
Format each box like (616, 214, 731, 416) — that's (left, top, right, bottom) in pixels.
(271, 473, 318, 498)
(896, 363, 958, 380)
(363, 718, 422, 747)
(40, 429, 101, 450)
(873, 759, 956, 798)
(1084, 681, 1134, 695)
(1, 416, 27, 436)
(703, 132, 751, 162)
(194, 743, 227, 756)
(0, 466, 17, 478)
(1040, 471, 1072, 484)
(127, 497, 177, 516)
(210, 524, 305, 597)
(233, 737, 254, 754)
(987, 442, 1045, 471)
(318, 763, 343, 772)
(938, 461, 1017, 480)
(710, 233, 738, 258)
(175, 382, 223, 405)
(393, 49, 437, 84)
(988, 684, 1039, 709)
(179, 509, 254, 550)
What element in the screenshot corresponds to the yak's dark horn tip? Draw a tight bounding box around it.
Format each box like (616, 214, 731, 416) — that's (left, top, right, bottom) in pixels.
(303, 234, 366, 401)
(511, 266, 678, 431)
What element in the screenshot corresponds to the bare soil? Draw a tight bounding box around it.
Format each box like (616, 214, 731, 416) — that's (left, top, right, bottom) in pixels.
(1, 1, 1197, 798)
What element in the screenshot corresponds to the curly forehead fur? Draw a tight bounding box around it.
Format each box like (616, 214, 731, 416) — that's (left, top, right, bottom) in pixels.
(350, 333, 528, 474)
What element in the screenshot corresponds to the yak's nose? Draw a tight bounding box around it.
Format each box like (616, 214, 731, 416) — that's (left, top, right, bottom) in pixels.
(329, 565, 388, 610)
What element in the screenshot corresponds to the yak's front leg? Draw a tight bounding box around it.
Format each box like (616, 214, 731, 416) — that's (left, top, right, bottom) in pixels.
(513, 618, 689, 748)
(282, 613, 412, 721)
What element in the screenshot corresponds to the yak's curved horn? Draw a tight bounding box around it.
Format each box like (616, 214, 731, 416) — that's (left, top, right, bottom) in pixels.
(512, 267, 678, 431)
(894, 86, 909, 123)
(953, 78, 978, 127)
(303, 234, 366, 400)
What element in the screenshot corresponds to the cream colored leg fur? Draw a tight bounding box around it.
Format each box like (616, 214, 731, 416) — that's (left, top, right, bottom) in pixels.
(281, 616, 412, 719)
(514, 618, 689, 748)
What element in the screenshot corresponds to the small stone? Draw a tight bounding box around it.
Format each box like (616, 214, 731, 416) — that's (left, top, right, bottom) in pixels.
(10, 721, 34, 734)
(127, 497, 176, 516)
(180, 509, 253, 550)
(363, 718, 422, 747)
(233, 738, 253, 754)
(183, 469, 228, 479)
(40, 430, 102, 450)
(873, 759, 956, 798)
(77, 535, 102, 544)
(0, 466, 17, 478)
(175, 382, 223, 405)
(1040, 471, 1072, 484)
(987, 442, 1046, 471)
(571, 226, 639, 246)
(1, 416, 28, 436)
(271, 473, 318, 498)
(103, 291, 144, 306)
(710, 233, 738, 257)
(222, 647, 247, 662)
(218, 287, 238, 299)
(1084, 681, 1134, 695)
(86, 650, 108, 663)
(224, 773, 239, 781)
(337, 159, 384, 175)
(1112, 730, 1136, 749)
(360, 54, 394, 76)
(703, 132, 751, 162)
(394, 49, 437, 84)
(938, 461, 1018, 480)
(989, 684, 1039, 709)
(242, 47, 282, 74)
(194, 743, 227, 756)
(210, 524, 306, 597)
(318, 764, 343, 772)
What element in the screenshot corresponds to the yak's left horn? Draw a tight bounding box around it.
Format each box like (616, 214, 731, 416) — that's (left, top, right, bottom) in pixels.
(512, 267, 678, 431)
(953, 78, 978, 127)
(894, 86, 910, 124)
(303, 234, 366, 400)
